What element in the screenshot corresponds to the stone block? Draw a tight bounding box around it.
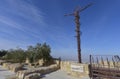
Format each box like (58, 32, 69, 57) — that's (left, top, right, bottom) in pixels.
(16, 64, 59, 79)
(25, 58, 30, 64)
(2, 63, 11, 69)
(0, 60, 6, 65)
(24, 73, 41, 79)
(60, 61, 90, 78)
(38, 59, 44, 66)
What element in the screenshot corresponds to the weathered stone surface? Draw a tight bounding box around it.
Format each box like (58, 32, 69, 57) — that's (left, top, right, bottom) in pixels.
(2, 62, 11, 69)
(60, 61, 71, 73)
(9, 63, 23, 72)
(2, 63, 23, 72)
(16, 69, 39, 79)
(25, 58, 30, 64)
(16, 64, 59, 79)
(60, 61, 90, 78)
(24, 73, 41, 79)
(0, 60, 6, 65)
(38, 59, 44, 66)
(25, 58, 44, 67)
(54, 60, 61, 68)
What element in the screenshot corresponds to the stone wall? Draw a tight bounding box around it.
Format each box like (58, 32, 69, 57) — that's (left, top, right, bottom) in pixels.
(0, 60, 6, 65)
(25, 58, 44, 67)
(2, 63, 23, 72)
(16, 64, 59, 79)
(0, 59, 90, 78)
(60, 61, 90, 78)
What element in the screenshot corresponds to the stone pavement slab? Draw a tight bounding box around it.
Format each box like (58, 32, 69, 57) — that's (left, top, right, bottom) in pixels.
(0, 65, 15, 79)
(41, 70, 90, 79)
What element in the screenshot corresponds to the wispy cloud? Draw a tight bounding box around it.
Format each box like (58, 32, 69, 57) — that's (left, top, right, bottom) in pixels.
(0, 15, 25, 32)
(4, 0, 45, 25)
(0, 15, 44, 39)
(2, 1, 46, 32)
(0, 0, 47, 49)
(0, 0, 75, 52)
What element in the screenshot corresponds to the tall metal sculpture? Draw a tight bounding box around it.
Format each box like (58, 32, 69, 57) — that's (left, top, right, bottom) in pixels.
(65, 3, 93, 63)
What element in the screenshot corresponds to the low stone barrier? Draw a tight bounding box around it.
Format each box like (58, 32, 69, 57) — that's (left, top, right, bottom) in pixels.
(16, 64, 59, 79)
(60, 61, 90, 78)
(0, 60, 6, 65)
(25, 58, 44, 67)
(24, 73, 41, 79)
(2, 62, 11, 69)
(2, 63, 23, 72)
(9, 63, 23, 72)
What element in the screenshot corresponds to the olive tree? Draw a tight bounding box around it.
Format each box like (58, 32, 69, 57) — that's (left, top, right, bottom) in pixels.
(4, 48, 26, 63)
(27, 43, 52, 65)
(4, 42, 53, 65)
(0, 50, 7, 58)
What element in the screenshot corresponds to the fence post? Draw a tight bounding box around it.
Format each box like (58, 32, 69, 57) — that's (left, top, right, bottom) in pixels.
(89, 55, 92, 79)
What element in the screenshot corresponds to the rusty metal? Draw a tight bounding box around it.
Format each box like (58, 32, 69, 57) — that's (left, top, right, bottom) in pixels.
(90, 55, 120, 79)
(65, 3, 93, 63)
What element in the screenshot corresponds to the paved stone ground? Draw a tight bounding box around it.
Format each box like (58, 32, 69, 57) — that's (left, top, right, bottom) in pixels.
(0, 65, 90, 79)
(41, 70, 90, 79)
(0, 65, 15, 79)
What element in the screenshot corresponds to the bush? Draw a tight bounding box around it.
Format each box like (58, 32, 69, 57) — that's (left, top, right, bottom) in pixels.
(3, 42, 53, 65)
(0, 50, 7, 57)
(27, 43, 53, 65)
(4, 48, 26, 63)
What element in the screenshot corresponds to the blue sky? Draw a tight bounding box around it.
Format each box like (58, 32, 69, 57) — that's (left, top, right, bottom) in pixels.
(0, 0, 120, 61)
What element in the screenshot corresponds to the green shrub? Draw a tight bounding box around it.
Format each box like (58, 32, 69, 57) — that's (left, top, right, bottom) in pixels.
(4, 48, 26, 63)
(3, 43, 53, 65)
